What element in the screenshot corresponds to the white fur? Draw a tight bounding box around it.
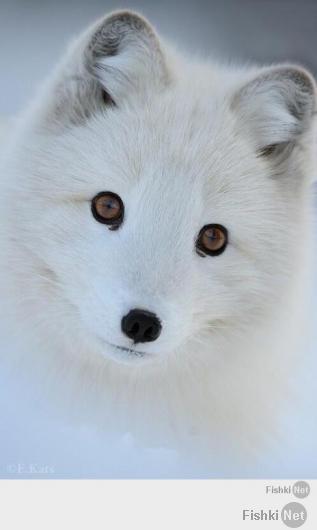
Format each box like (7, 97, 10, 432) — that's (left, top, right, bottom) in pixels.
(0, 11, 316, 472)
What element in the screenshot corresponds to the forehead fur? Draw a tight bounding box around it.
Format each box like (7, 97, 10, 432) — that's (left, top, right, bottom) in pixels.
(25, 68, 259, 198)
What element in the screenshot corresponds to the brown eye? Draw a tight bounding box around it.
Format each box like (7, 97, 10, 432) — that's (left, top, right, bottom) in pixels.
(91, 192, 124, 229)
(196, 224, 228, 256)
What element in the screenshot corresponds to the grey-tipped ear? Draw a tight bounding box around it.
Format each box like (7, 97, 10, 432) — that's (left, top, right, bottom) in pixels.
(43, 11, 168, 126)
(232, 66, 316, 158)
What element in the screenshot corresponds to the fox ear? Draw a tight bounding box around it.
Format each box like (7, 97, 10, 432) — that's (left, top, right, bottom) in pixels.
(42, 11, 168, 126)
(232, 66, 316, 158)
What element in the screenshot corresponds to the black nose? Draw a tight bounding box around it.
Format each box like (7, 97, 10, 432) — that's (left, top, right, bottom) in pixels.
(121, 309, 162, 343)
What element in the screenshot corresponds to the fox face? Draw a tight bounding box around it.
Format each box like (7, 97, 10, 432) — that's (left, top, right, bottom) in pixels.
(3, 11, 315, 366)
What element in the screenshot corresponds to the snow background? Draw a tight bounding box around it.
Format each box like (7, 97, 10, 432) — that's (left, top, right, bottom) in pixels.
(0, 0, 316, 478)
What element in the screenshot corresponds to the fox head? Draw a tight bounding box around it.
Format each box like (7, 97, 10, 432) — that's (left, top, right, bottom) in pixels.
(2, 11, 316, 367)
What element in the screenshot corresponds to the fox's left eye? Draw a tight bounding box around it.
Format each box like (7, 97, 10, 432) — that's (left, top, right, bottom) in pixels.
(196, 224, 228, 256)
(91, 192, 124, 229)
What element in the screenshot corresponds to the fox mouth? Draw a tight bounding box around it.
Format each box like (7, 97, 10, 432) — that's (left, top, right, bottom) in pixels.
(104, 340, 146, 357)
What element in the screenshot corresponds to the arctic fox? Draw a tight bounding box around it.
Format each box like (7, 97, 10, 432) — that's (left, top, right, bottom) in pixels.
(0, 11, 316, 470)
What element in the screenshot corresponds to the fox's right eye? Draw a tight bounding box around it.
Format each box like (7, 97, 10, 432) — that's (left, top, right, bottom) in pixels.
(91, 192, 124, 230)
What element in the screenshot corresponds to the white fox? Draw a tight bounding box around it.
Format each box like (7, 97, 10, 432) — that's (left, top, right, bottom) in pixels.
(0, 11, 316, 473)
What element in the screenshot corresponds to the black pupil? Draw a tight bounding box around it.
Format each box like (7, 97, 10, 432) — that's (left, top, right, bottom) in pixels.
(107, 199, 115, 210)
(206, 229, 216, 240)
(103, 197, 118, 215)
